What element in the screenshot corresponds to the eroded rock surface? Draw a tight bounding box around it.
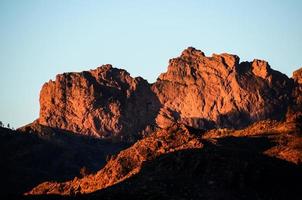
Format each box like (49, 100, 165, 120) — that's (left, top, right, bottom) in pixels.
(38, 65, 160, 139)
(33, 47, 298, 139)
(153, 47, 292, 129)
(287, 68, 302, 123)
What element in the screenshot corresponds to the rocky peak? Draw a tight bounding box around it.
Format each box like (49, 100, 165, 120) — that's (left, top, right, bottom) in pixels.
(159, 50, 240, 84)
(251, 59, 271, 79)
(38, 64, 160, 140)
(212, 53, 240, 70)
(180, 47, 205, 59)
(153, 48, 292, 129)
(293, 68, 302, 84)
(31, 47, 296, 140)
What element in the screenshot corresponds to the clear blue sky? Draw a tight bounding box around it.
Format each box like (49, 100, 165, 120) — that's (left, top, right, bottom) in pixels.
(0, 0, 301, 128)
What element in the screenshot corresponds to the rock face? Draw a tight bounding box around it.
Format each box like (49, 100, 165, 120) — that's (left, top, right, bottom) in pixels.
(153, 47, 292, 129)
(38, 65, 160, 139)
(292, 68, 302, 108)
(36, 47, 297, 139)
(287, 68, 302, 122)
(293, 68, 302, 84)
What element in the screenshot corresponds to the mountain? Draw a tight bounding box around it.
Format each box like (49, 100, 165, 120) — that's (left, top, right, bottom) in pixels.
(37, 64, 160, 140)
(153, 47, 293, 129)
(28, 47, 295, 139)
(3, 47, 302, 199)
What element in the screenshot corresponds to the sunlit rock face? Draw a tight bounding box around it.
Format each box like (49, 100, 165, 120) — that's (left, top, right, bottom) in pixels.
(39, 64, 160, 139)
(153, 47, 292, 129)
(37, 47, 295, 139)
(287, 68, 302, 122)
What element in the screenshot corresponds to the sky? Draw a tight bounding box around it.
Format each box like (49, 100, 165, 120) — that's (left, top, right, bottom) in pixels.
(0, 0, 302, 128)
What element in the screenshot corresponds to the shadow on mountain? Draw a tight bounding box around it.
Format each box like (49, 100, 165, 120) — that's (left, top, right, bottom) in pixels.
(86, 136, 302, 200)
(179, 117, 216, 130)
(217, 110, 252, 129)
(179, 109, 286, 131)
(0, 127, 129, 197)
(23, 135, 302, 200)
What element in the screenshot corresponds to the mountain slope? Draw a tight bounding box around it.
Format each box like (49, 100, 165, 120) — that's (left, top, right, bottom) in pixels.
(27, 119, 302, 199)
(26, 124, 203, 195)
(0, 123, 128, 197)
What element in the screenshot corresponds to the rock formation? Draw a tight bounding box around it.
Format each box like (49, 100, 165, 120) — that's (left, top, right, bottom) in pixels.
(34, 47, 297, 140)
(38, 65, 160, 140)
(153, 47, 292, 129)
(287, 68, 302, 123)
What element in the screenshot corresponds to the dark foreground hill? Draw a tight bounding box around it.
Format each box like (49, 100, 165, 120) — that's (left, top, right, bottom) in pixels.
(25, 120, 302, 200)
(0, 125, 128, 198)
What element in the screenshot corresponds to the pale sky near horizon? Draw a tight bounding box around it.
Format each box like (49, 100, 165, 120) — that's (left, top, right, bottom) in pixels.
(0, 0, 302, 128)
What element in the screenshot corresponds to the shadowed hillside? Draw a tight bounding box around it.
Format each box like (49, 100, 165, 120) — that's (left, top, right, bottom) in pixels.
(0, 126, 128, 197)
(23, 127, 302, 200)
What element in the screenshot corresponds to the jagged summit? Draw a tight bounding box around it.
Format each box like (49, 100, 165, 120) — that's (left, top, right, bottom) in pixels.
(177, 47, 280, 79)
(293, 67, 302, 84)
(38, 64, 160, 139)
(180, 47, 205, 59)
(23, 47, 301, 140)
(153, 47, 293, 129)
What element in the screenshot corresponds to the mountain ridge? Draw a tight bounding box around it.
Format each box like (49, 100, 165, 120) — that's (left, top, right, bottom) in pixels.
(24, 47, 299, 139)
(9, 47, 301, 199)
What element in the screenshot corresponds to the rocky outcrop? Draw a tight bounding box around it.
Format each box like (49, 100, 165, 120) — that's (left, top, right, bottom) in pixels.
(34, 47, 296, 139)
(38, 65, 160, 139)
(293, 68, 302, 84)
(292, 68, 302, 108)
(286, 68, 302, 123)
(153, 47, 292, 129)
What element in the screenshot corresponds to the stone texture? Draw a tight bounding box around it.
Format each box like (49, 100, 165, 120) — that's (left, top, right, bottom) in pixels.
(38, 64, 160, 140)
(153, 47, 292, 129)
(35, 47, 297, 139)
(286, 67, 302, 123)
(293, 68, 302, 84)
